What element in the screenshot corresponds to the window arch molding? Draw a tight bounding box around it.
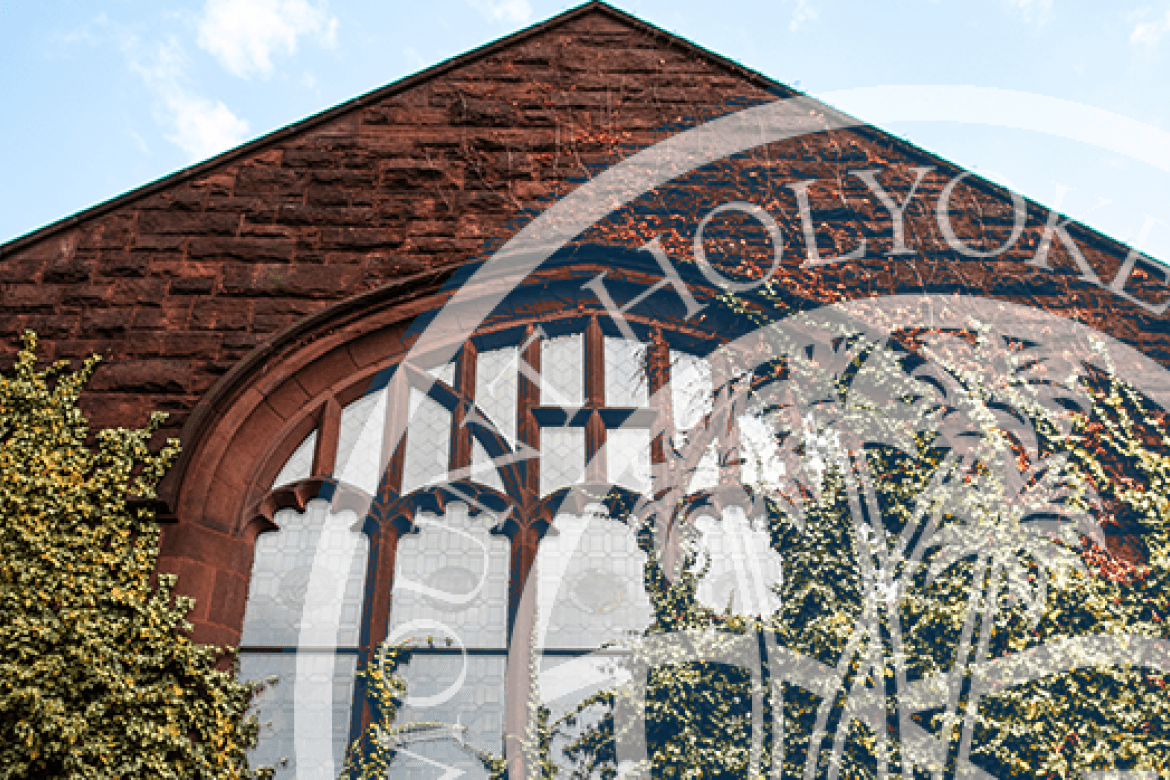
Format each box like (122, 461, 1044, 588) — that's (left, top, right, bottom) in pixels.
(157, 243, 777, 780)
(155, 269, 458, 646)
(155, 245, 738, 648)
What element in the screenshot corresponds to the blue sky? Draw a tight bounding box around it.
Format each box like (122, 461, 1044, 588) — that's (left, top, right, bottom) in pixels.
(3, 0, 1169, 261)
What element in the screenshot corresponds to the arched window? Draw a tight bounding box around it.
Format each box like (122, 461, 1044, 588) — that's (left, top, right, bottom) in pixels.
(227, 249, 785, 779)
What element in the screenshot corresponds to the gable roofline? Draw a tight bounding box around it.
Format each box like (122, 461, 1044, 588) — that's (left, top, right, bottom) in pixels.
(0, 1, 1147, 266)
(0, 1, 792, 257)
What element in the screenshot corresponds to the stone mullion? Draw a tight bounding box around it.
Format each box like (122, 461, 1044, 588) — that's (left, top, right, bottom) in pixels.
(648, 329, 670, 468)
(312, 396, 341, 478)
(519, 326, 541, 508)
(450, 342, 476, 475)
(379, 378, 408, 496)
(352, 517, 404, 741)
(585, 316, 606, 482)
(504, 522, 541, 780)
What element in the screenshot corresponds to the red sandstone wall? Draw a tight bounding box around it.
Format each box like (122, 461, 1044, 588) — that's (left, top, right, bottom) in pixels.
(0, 8, 787, 443)
(1, 5, 1161, 645)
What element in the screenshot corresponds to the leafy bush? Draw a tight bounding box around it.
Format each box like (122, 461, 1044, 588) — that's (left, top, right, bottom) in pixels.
(0, 332, 270, 780)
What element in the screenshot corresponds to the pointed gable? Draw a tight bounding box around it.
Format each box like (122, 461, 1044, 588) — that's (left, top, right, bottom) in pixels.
(0, 1, 1162, 443)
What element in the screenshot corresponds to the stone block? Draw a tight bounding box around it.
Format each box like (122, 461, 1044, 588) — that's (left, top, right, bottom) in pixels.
(138, 210, 238, 236)
(157, 332, 222, 358)
(43, 259, 92, 284)
(62, 284, 114, 306)
(190, 298, 252, 331)
(170, 276, 217, 295)
(187, 237, 296, 262)
(112, 277, 168, 305)
(90, 360, 191, 393)
(4, 284, 60, 312)
(82, 308, 131, 336)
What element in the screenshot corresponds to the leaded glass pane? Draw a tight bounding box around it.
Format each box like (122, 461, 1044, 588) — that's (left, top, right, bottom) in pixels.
(241, 501, 369, 649)
(239, 651, 358, 780)
(273, 431, 317, 488)
(738, 410, 786, 491)
(336, 388, 387, 495)
(538, 652, 623, 745)
(604, 337, 648, 407)
(535, 508, 652, 650)
(687, 445, 719, 493)
(606, 428, 651, 494)
(540, 427, 584, 497)
(691, 506, 781, 617)
(670, 350, 712, 432)
(401, 389, 451, 495)
(389, 654, 506, 780)
(470, 438, 505, 493)
(426, 361, 456, 388)
(475, 347, 518, 447)
(541, 334, 584, 406)
(389, 503, 510, 650)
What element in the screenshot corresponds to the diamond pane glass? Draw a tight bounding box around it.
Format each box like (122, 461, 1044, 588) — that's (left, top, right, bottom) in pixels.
(336, 388, 387, 494)
(539, 427, 585, 497)
(606, 428, 651, 494)
(687, 445, 719, 493)
(273, 431, 317, 488)
(691, 506, 781, 617)
(670, 351, 712, 432)
(389, 503, 510, 650)
(604, 337, 648, 407)
(738, 410, 786, 491)
(426, 361, 457, 388)
(538, 652, 623, 748)
(239, 652, 358, 780)
(470, 438, 505, 493)
(475, 347, 518, 447)
(541, 335, 584, 406)
(401, 389, 451, 495)
(241, 501, 369, 648)
(535, 508, 652, 650)
(389, 654, 506, 780)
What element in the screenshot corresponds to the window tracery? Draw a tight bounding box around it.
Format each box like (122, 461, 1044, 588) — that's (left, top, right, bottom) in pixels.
(237, 278, 786, 778)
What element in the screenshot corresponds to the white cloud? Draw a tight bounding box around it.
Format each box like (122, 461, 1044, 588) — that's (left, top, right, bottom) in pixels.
(472, 0, 533, 25)
(197, 0, 338, 79)
(790, 0, 818, 32)
(127, 36, 250, 162)
(1131, 8, 1170, 51)
(1008, 0, 1053, 25)
(161, 89, 251, 161)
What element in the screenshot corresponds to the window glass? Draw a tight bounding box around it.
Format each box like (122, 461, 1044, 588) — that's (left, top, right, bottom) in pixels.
(273, 431, 317, 488)
(475, 346, 518, 447)
(239, 500, 369, 780)
(389, 654, 506, 780)
(336, 388, 388, 495)
(535, 507, 652, 651)
(241, 502, 369, 648)
(541, 334, 584, 406)
(604, 337, 648, 407)
(606, 428, 651, 493)
(470, 439, 505, 493)
(401, 389, 451, 494)
(389, 503, 510, 650)
(239, 652, 359, 780)
(426, 361, 456, 388)
(670, 350, 712, 432)
(691, 506, 782, 617)
(540, 428, 585, 497)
